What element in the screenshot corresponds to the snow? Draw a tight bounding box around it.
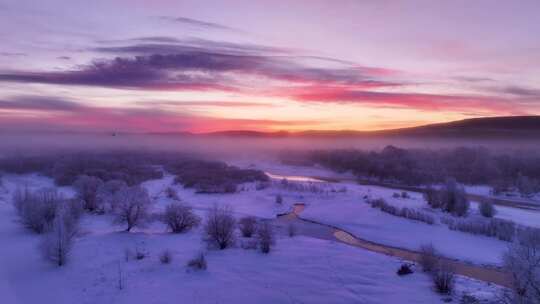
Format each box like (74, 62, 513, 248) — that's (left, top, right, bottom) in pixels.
(0, 170, 506, 303)
(300, 190, 509, 266)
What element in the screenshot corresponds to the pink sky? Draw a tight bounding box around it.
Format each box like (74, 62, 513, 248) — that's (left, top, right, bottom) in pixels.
(0, 0, 539, 133)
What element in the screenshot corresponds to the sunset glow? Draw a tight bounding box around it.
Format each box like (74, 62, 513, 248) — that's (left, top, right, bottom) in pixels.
(1, 0, 539, 133)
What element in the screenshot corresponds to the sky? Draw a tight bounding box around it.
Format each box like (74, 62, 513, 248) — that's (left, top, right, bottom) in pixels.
(0, 0, 539, 133)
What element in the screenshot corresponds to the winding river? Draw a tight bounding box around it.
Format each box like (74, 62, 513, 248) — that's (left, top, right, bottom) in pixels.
(268, 172, 513, 288)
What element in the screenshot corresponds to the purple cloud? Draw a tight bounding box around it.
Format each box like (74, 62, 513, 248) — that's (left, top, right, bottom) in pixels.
(0, 41, 398, 91)
(0, 96, 84, 111)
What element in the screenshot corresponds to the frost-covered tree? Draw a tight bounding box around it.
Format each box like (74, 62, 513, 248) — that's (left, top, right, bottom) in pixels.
(13, 187, 62, 233)
(440, 179, 469, 216)
(95, 179, 127, 213)
(204, 205, 236, 249)
(73, 175, 104, 212)
(256, 221, 275, 254)
(41, 205, 79, 266)
(239, 216, 257, 238)
(112, 186, 152, 232)
(479, 201, 496, 218)
(502, 231, 540, 303)
(161, 202, 200, 233)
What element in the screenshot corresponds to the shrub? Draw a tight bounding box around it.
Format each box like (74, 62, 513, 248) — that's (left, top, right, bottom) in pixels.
(440, 179, 469, 216)
(419, 243, 438, 272)
(275, 194, 283, 204)
(256, 221, 275, 254)
(502, 230, 540, 303)
(113, 186, 152, 232)
(135, 247, 147, 260)
(162, 203, 201, 233)
(169, 160, 268, 194)
(159, 250, 172, 264)
(187, 253, 207, 271)
(424, 186, 443, 209)
(238, 216, 257, 238)
(460, 294, 479, 304)
(479, 201, 496, 218)
(392, 192, 400, 198)
(50, 153, 163, 186)
(396, 263, 413, 276)
(73, 175, 104, 212)
(425, 180, 469, 217)
(13, 187, 62, 233)
(367, 198, 435, 225)
(401, 191, 410, 199)
(443, 217, 515, 242)
(432, 262, 455, 294)
(95, 180, 127, 213)
(40, 206, 79, 266)
(204, 205, 236, 249)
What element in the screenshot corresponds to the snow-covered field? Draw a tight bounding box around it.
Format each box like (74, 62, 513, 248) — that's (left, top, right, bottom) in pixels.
(0, 166, 515, 303)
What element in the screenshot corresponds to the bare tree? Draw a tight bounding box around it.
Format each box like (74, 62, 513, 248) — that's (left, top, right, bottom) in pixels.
(113, 186, 152, 232)
(441, 179, 469, 217)
(73, 175, 104, 212)
(239, 216, 257, 238)
(432, 262, 455, 294)
(257, 221, 275, 254)
(502, 231, 540, 303)
(14, 187, 61, 233)
(204, 205, 236, 249)
(41, 206, 78, 266)
(479, 201, 496, 218)
(161, 202, 200, 233)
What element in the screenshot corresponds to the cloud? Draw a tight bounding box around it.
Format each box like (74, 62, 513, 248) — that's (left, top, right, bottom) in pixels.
(285, 85, 526, 114)
(0, 41, 397, 91)
(147, 100, 274, 108)
(0, 52, 26, 57)
(0, 95, 303, 133)
(158, 16, 237, 32)
(0, 55, 237, 91)
(0, 96, 84, 111)
(498, 85, 540, 97)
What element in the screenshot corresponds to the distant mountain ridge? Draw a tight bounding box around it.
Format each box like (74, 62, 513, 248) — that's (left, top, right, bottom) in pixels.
(195, 116, 540, 138)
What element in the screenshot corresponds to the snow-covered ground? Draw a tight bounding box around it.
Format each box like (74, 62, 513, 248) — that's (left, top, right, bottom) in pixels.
(0, 170, 508, 303)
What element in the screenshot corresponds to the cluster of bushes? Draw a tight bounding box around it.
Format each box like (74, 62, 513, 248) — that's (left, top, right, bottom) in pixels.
(303, 146, 540, 195)
(0, 152, 163, 186)
(441, 217, 516, 242)
(392, 191, 410, 199)
(167, 160, 268, 193)
(13, 187, 82, 266)
(50, 154, 163, 186)
(274, 178, 347, 195)
(424, 179, 470, 217)
(367, 198, 435, 225)
(203, 206, 275, 253)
